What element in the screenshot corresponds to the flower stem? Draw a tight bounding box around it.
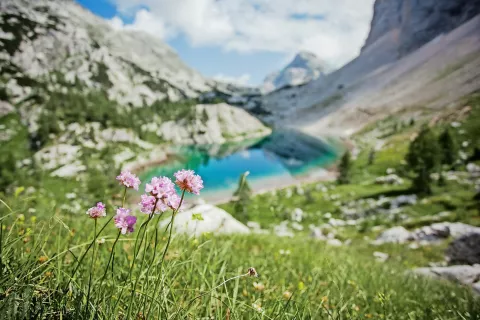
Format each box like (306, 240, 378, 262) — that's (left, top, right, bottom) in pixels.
(113, 199, 157, 316)
(122, 187, 127, 207)
(64, 215, 113, 291)
(174, 272, 249, 319)
(99, 231, 121, 284)
(85, 219, 98, 315)
(145, 190, 185, 318)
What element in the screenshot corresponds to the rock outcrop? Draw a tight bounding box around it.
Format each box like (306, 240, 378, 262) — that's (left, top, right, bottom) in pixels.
(158, 204, 250, 236)
(446, 232, 480, 265)
(0, 0, 211, 106)
(155, 103, 271, 145)
(260, 0, 480, 137)
(363, 0, 480, 57)
(414, 265, 480, 295)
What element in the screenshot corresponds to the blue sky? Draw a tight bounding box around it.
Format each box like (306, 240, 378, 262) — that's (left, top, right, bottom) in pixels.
(74, 0, 374, 86)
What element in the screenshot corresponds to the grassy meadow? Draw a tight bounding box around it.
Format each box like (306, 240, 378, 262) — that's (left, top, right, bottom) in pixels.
(1, 95, 480, 319)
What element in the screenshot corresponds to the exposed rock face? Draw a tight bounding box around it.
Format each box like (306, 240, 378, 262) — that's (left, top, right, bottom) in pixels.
(155, 103, 271, 145)
(261, 1, 480, 137)
(159, 204, 250, 236)
(414, 265, 480, 294)
(372, 222, 480, 246)
(363, 0, 480, 57)
(446, 232, 480, 265)
(371, 226, 411, 244)
(263, 51, 327, 93)
(0, 0, 211, 106)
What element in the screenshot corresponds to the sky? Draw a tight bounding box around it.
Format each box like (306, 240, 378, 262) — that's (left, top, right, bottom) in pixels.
(75, 0, 375, 86)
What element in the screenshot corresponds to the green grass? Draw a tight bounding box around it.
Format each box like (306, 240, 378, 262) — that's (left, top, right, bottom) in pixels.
(1, 95, 480, 318)
(0, 196, 478, 319)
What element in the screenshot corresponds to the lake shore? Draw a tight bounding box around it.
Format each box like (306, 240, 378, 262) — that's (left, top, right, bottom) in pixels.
(201, 166, 337, 205)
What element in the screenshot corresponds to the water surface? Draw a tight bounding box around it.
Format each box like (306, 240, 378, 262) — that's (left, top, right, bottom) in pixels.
(141, 130, 342, 200)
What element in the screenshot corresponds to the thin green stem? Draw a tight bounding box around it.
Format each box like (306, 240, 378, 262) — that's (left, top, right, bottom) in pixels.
(85, 219, 98, 315)
(64, 215, 114, 290)
(145, 190, 185, 319)
(174, 273, 249, 319)
(113, 199, 157, 316)
(99, 231, 121, 284)
(121, 187, 127, 207)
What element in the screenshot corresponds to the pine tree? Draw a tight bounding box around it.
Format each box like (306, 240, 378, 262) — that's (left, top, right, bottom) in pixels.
(438, 127, 459, 166)
(368, 148, 376, 166)
(337, 150, 351, 184)
(406, 126, 441, 194)
(233, 172, 252, 221)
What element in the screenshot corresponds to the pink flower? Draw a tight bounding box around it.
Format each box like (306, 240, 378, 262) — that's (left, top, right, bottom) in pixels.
(174, 169, 203, 195)
(164, 192, 183, 211)
(114, 207, 137, 234)
(139, 194, 168, 214)
(145, 177, 176, 199)
(86, 202, 106, 219)
(116, 171, 141, 190)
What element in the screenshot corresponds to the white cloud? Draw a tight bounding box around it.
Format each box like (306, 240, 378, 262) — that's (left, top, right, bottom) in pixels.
(109, 0, 375, 69)
(109, 9, 169, 39)
(213, 73, 251, 86)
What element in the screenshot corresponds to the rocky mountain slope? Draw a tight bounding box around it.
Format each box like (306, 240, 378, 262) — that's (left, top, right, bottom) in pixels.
(0, 0, 211, 107)
(0, 0, 271, 180)
(262, 51, 326, 93)
(260, 0, 480, 136)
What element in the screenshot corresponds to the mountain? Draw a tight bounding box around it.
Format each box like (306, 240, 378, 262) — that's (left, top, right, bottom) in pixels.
(0, 0, 270, 179)
(362, 0, 480, 57)
(0, 0, 211, 108)
(259, 0, 480, 136)
(262, 51, 326, 93)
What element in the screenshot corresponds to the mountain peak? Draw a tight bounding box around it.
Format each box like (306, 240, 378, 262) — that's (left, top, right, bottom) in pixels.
(263, 51, 326, 93)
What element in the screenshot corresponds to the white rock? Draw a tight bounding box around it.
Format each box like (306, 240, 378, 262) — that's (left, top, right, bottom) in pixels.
(328, 218, 346, 227)
(274, 221, 294, 237)
(372, 226, 411, 245)
(159, 204, 250, 236)
(326, 239, 343, 246)
(373, 251, 389, 262)
(291, 208, 303, 222)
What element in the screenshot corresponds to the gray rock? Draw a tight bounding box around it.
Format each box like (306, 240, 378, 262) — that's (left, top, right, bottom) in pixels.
(371, 226, 411, 245)
(414, 265, 480, 289)
(326, 239, 343, 247)
(446, 232, 480, 265)
(159, 204, 250, 237)
(373, 251, 389, 262)
(363, 0, 480, 57)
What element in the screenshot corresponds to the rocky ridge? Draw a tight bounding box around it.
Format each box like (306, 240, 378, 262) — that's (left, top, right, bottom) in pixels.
(259, 1, 480, 136)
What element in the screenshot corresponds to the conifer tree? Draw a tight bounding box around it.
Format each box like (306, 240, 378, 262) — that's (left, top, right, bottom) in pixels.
(337, 150, 352, 184)
(406, 126, 441, 194)
(438, 127, 459, 166)
(233, 171, 252, 221)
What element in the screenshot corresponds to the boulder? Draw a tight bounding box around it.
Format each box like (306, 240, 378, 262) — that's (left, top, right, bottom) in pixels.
(159, 204, 250, 236)
(371, 226, 411, 245)
(373, 251, 389, 262)
(446, 232, 480, 265)
(414, 265, 480, 291)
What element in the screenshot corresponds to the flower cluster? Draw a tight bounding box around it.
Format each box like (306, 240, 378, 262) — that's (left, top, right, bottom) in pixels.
(116, 171, 141, 190)
(114, 208, 137, 234)
(140, 175, 183, 214)
(86, 202, 106, 219)
(174, 169, 204, 195)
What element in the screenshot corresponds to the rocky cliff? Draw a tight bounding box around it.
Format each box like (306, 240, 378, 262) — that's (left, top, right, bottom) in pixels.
(0, 0, 212, 106)
(260, 0, 480, 136)
(363, 0, 480, 57)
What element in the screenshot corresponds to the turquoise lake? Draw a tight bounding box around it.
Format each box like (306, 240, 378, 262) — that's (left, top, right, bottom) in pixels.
(141, 130, 342, 200)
